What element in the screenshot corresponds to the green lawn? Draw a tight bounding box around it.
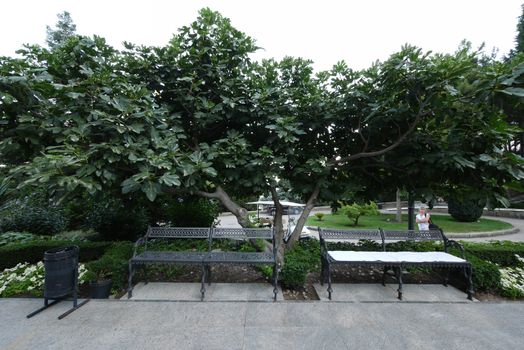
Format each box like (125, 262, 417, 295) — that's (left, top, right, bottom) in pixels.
(306, 213, 512, 233)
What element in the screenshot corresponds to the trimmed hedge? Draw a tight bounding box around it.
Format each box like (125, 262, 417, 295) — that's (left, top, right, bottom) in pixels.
(0, 241, 112, 270)
(464, 241, 524, 267)
(465, 253, 501, 292)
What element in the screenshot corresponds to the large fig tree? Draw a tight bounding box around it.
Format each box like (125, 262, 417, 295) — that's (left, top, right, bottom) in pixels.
(2, 9, 523, 259)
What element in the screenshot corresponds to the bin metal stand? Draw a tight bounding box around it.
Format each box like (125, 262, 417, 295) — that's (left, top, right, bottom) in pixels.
(26, 246, 89, 319)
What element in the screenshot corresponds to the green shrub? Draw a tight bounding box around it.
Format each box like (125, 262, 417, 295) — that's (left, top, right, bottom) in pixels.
(466, 253, 501, 292)
(257, 265, 274, 280)
(448, 194, 485, 222)
(85, 242, 134, 292)
(0, 232, 46, 246)
(84, 198, 149, 241)
(280, 239, 320, 288)
(0, 240, 112, 270)
(314, 213, 324, 221)
(327, 239, 382, 252)
(339, 202, 379, 226)
(163, 197, 219, 227)
(463, 241, 524, 267)
(280, 258, 308, 287)
(0, 195, 68, 235)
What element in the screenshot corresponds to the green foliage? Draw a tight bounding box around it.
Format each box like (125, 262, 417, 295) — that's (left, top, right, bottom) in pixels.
(84, 198, 149, 241)
(0, 194, 67, 235)
(46, 11, 77, 49)
(2, 8, 524, 253)
(0, 232, 45, 246)
(463, 241, 524, 267)
(448, 192, 486, 222)
(339, 202, 379, 226)
(466, 253, 501, 292)
(162, 197, 219, 227)
(85, 242, 133, 292)
(257, 265, 274, 280)
(0, 241, 112, 270)
(280, 239, 320, 288)
(314, 212, 324, 221)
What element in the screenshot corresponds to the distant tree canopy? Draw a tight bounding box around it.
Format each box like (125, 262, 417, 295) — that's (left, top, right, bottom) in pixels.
(46, 11, 77, 49)
(515, 4, 524, 55)
(1, 8, 524, 254)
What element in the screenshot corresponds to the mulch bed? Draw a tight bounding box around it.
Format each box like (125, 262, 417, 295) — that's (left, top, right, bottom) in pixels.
(127, 264, 471, 301)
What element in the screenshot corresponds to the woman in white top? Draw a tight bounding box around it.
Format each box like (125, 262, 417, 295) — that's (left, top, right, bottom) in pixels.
(415, 206, 430, 231)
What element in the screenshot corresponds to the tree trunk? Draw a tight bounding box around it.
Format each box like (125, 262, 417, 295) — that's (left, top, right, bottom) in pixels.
(195, 186, 250, 228)
(269, 187, 286, 262)
(396, 188, 402, 222)
(284, 184, 320, 250)
(408, 192, 415, 230)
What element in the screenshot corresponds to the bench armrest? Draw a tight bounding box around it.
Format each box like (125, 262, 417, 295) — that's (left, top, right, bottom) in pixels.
(445, 239, 466, 259)
(133, 236, 147, 257)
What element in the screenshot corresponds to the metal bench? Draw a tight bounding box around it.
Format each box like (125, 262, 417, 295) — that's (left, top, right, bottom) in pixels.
(319, 228, 473, 300)
(128, 227, 278, 301)
(206, 228, 279, 301)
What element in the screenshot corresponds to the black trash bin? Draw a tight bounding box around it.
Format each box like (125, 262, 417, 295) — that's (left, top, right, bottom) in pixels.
(27, 245, 89, 319)
(44, 245, 79, 301)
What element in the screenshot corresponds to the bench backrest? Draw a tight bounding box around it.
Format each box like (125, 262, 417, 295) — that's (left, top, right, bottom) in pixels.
(318, 228, 382, 241)
(212, 227, 275, 252)
(144, 227, 275, 252)
(146, 227, 211, 239)
(381, 229, 445, 243)
(212, 228, 274, 240)
(318, 227, 447, 252)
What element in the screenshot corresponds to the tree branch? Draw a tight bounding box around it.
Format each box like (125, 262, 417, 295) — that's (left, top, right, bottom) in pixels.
(328, 96, 432, 167)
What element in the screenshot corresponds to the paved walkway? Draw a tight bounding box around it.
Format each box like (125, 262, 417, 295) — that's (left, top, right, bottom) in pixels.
(464, 216, 524, 242)
(1, 298, 522, 349)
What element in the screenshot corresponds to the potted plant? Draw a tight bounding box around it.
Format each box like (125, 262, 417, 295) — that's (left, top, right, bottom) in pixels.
(85, 257, 115, 299)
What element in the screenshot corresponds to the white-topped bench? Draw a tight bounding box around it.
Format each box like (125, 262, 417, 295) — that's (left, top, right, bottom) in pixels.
(319, 228, 473, 300)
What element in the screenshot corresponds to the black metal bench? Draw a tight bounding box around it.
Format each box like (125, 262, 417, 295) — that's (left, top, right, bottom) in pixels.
(319, 228, 474, 300)
(128, 227, 279, 301)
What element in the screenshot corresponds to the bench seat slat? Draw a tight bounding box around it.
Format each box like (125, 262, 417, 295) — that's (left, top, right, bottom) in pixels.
(131, 251, 206, 264)
(204, 252, 275, 264)
(328, 251, 466, 264)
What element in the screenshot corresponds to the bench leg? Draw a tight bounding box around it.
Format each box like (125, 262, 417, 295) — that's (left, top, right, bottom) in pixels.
(443, 268, 450, 287)
(143, 265, 149, 285)
(320, 256, 326, 286)
(127, 261, 134, 299)
(396, 267, 403, 300)
(272, 263, 279, 301)
(466, 266, 474, 301)
(327, 262, 333, 300)
(206, 265, 212, 286)
(382, 266, 388, 287)
(200, 264, 206, 301)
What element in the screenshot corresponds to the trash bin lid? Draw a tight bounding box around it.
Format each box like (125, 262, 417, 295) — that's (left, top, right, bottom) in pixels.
(44, 245, 79, 261)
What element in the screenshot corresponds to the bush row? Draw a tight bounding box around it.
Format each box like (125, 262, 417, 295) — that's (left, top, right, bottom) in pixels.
(0, 240, 112, 270)
(463, 241, 524, 267)
(0, 192, 220, 241)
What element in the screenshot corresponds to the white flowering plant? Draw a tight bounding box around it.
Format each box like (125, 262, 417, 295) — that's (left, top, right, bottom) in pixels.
(0, 262, 89, 297)
(498, 254, 524, 299)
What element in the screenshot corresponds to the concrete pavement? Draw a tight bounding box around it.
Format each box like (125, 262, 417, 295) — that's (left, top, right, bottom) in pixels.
(1, 297, 522, 349)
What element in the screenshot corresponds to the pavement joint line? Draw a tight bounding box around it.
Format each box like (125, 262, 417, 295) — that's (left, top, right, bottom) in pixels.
(109, 299, 477, 304)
